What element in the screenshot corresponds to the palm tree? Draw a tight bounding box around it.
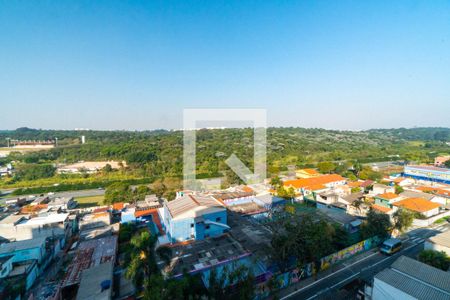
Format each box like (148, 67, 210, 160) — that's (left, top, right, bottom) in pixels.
(125, 231, 158, 287)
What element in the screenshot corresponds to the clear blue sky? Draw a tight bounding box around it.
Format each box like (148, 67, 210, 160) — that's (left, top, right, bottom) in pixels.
(1, 1, 449, 130)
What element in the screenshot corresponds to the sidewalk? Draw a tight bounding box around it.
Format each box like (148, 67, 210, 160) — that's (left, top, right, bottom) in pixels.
(276, 247, 379, 299)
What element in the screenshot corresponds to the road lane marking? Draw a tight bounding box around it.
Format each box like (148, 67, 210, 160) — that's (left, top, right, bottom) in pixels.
(279, 252, 378, 300)
(281, 239, 426, 299)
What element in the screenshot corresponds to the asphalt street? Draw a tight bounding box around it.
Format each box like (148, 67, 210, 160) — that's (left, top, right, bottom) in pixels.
(279, 223, 449, 300)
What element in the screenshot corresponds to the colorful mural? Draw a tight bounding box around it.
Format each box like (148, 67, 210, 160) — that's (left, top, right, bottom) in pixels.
(255, 236, 380, 298)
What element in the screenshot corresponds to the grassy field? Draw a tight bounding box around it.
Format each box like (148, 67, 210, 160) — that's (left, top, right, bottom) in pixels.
(75, 195, 105, 208)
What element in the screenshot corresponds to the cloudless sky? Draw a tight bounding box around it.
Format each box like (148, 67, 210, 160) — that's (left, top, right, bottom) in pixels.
(1, 1, 450, 130)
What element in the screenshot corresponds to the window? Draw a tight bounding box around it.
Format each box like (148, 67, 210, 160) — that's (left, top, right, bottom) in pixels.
(190, 223, 194, 228)
(216, 217, 221, 222)
(205, 225, 210, 229)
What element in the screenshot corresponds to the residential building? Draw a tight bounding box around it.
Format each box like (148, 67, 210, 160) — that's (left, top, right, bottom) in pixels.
(61, 236, 117, 290)
(0, 236, 61, 291)
(341, 192, 369, 216)
(374, 192, 402, 208)
(425, 230, 450, 256)
(47, 197, 77, 210)
(372, 183, 395, 195)
(392, 177, 415, 187)
(393, 197, 441, 218)
(0, 212, 72, 242)
(160, 194, 229, 243)
(370, 256, 450, 300)
(252, 194, 285, 210)
(404, 165, 450, 184)
(76, 261, 114, 300)
(283, 174, 346, 197)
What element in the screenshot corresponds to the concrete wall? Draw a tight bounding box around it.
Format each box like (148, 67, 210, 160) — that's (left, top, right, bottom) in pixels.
(26, 262, 39, 290)
(424, 241, 450, 256)
(167, 210, 228, 243)
(413, 210, 450, 227)
(422, 207, 440, 218)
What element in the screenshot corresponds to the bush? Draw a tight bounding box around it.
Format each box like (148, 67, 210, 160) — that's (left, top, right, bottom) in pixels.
(418, 250, 450, 271)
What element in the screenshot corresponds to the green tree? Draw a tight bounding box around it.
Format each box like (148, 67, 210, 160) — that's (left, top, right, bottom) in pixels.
(360, 209, 392, 239)
(271, 215, 347, 272)
(103, 163, 113, 173)
(14, 164, 56, 181)
(104, 182, 131, 204)
(207, 264, 255, 300)
(392, 208, 414, 233)
(317, 161, 336, 174)
(358, 167, 382, 181)
(276, 186, 295, 200)
(418, 250, 450, 271)
(125, 231, 159, 287)
(351, 187, 361, 193)
(155, 245, 172, 266)
(445, 160, 450, 168)
(394, 185, 404, 194)
(270, 176, 282, 187)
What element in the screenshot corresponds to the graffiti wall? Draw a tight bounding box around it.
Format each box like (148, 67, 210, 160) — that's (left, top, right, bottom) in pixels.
(319, 237, 378, 271)
(256, 236, 380, 298)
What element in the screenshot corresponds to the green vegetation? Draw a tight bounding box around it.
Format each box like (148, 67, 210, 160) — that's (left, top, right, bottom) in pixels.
(270, 214, 351, 272)
(360, 209, 391, 240)
(75, 195, 105, 208)
(392, 208, 414, 234)
(121, 227, 251, 299)
(418, 250, 450, 271)
(434, 216, 450, 224)
(0, 127, 449, 193)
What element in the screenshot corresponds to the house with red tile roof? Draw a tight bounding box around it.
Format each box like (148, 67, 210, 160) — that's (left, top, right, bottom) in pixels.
(393, 197, 441, 218)
(283, 174, 346, 197)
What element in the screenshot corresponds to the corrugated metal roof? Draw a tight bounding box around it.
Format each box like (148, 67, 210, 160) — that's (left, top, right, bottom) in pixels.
(166, 195, 223, 218)
(375, 256, 450, 299)
(375, 269, 450, 300)
(392, 256, 450, 293)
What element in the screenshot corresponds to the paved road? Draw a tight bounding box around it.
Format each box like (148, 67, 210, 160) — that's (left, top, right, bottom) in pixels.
(279, 223, 449, 300)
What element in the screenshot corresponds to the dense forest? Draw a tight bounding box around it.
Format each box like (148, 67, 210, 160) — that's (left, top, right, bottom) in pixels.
(0, 127, 449, 191)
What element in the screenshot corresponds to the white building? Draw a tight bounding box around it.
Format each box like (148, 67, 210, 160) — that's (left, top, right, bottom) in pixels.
(371, 256, 450, 300)
(425, 230, 450, 256)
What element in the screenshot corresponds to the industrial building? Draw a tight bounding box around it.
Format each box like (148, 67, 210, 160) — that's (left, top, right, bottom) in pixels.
(404, 165, 450, 184)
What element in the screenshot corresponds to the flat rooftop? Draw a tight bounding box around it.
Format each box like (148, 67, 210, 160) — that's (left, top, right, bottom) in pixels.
(227, 212, 273, 265)
(162, 234, 249, 277)
(76, 261, 114, 300)
(428, 230, 450, 248)
(0, 237, 47, 254)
